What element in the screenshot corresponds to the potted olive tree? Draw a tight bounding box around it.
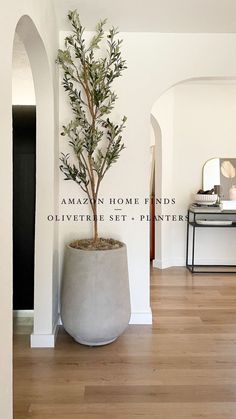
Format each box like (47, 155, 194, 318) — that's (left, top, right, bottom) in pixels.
(57, 10, 131, 346)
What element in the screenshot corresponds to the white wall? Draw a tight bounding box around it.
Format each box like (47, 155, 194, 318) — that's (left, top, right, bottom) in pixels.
(0, 1, 58, 417)
(58, 31, 236, 322)
(174, 83, 236, 265)
(12, 33, 35, 105)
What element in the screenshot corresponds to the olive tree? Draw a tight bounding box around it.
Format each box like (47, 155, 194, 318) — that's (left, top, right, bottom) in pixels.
(57, 10, 127, 243)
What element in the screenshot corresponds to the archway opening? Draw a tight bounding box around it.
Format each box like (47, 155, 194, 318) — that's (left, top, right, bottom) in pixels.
(12, 33, 36, 327)
(150, 77, 236, 273)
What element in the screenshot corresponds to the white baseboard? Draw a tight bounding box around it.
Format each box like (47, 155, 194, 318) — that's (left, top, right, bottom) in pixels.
(30, 316, 59, 348)
(13, 310, 59, 347)
(153, 258, 172, 269)
(30, 332, 56, 348)
(153, 257, 236, 269)
(129, 310, 152, 324)
(153, 258, 184, 269)
(13, 309, 34, 317)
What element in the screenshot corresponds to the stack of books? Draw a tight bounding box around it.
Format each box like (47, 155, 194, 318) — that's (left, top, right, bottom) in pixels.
(189, 203, 222, 213)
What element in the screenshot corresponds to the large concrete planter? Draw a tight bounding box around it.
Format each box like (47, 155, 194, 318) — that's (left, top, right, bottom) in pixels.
(61, 242, 131, 346)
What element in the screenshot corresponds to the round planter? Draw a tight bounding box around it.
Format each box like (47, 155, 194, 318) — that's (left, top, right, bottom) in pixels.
(61, 242, 131, 346)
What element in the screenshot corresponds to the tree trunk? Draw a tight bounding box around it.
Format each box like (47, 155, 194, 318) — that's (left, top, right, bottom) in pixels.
(93, 199, 98, 243)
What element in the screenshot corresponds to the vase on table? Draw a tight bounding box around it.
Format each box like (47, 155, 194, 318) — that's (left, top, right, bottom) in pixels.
(229, 185, 236, 200)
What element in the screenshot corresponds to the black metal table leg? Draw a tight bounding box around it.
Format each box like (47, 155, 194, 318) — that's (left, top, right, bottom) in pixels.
(191, 213, 196, 273)
(186, 210, 190, 267)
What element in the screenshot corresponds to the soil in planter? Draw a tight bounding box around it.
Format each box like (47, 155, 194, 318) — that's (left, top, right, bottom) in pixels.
(70, 238, 123, 251)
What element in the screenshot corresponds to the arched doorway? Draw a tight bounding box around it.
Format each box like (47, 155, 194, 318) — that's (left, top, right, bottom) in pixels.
(13, 15, 58, 348)
(150, 115, 162, 265)
(150, 78, 236, 270)
(12, 32, 36, 319)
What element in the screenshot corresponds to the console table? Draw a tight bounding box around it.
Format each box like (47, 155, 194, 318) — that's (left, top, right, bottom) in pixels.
(186, 208, 236, 273)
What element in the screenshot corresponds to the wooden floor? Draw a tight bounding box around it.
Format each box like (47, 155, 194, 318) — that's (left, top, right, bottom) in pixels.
(14, 267, 236, 418)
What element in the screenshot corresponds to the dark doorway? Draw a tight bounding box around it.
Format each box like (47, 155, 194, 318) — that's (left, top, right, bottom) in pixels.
(13, 105, 36, 310)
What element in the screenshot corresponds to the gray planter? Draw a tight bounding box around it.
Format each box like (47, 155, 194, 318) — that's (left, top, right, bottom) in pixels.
(61, 242, 131, 346)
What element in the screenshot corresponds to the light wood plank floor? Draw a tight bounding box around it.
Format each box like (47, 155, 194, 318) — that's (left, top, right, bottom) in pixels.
(14, 267, 236, 418)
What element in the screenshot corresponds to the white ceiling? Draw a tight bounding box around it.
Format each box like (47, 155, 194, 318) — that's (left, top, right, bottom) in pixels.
(54, 0, 236, 33)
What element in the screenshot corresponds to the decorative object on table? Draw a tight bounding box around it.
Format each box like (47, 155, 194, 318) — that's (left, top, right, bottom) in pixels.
(220, 159, 236, 200)
(221, 160, 236, 179)
(229, 185, 236, 201)
(56, 10, 130, 346)
(214, 184, 221, 204)
(194, 188, 218, 205)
